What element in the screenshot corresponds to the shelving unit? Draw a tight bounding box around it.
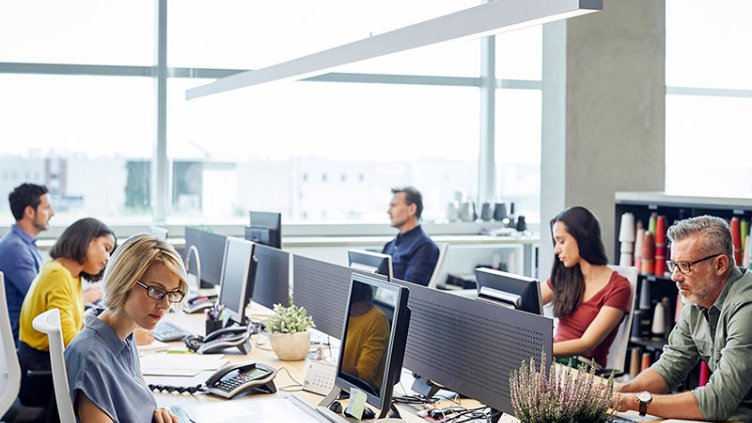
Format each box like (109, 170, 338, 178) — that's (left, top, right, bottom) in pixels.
(614, 192, 752, 382)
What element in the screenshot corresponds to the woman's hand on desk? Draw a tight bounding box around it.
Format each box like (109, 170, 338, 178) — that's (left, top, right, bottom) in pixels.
(153, 407, 178, 423)
(135, 327, 155, 345)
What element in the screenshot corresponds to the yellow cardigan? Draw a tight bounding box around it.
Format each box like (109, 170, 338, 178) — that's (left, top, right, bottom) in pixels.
(19, 261, 83, 350)
(342, 305, 390, 388)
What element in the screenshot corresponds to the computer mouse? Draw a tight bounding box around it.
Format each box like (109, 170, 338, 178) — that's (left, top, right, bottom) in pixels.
(328, 400, 343, 414)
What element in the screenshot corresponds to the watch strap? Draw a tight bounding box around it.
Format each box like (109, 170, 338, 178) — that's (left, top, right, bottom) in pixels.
(638, 399, 648, 416)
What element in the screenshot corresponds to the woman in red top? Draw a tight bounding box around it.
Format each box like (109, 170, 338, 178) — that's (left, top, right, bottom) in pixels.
(541, 206, 632, 368)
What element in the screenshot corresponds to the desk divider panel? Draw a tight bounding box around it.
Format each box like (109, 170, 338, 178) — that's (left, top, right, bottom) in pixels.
(252, 244, 290, 309)
(292, 255, 385, 338)
(394, 279, 553, 416)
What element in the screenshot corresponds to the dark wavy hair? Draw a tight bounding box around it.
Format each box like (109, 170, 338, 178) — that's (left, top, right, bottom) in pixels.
(549, 206, 608, 317)
(49, 217, 116, 282)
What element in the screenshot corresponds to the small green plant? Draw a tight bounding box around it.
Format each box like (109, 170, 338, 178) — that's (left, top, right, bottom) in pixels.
(264, 303, 315, 334)
(509, 351, 618, 423)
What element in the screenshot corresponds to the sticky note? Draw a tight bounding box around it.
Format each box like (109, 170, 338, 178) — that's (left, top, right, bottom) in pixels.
(345, 387, 368, 420)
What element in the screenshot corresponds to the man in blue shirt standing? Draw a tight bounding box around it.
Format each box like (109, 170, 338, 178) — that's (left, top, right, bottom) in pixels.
(0, 183, 54, 344)
(382, 187, 439, 286)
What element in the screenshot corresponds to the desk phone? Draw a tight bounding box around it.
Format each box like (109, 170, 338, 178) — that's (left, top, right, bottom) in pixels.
(205, 362, 277, 399)
(182, 296, 216, 314)
(185, 325, 252, 354)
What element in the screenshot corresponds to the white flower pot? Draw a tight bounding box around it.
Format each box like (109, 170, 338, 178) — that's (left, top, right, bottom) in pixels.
(269, 331, 310, 361)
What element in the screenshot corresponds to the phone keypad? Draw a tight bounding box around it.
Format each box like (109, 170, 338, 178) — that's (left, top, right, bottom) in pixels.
(217, 368, 267, 392)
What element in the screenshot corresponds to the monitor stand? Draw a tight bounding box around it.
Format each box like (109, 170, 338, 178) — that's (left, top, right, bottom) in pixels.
(319, 386, 400, 420)
(411, 375, 441, 399)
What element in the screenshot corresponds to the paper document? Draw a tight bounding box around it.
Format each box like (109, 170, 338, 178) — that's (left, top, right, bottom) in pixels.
(614, 411, 663, 422)
(183, 396, 324, 423)
(140, 353, 228, 377)
(137, 340, 169, 353)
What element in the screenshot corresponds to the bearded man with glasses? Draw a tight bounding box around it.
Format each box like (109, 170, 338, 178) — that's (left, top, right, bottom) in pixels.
(615, 215, 752, 422)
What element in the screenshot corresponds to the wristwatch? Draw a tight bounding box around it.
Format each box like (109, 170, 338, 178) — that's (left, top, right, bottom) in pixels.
(636, 391, 653, 416)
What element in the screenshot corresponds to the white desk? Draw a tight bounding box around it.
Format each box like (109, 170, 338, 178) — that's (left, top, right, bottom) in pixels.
(146, 304, 481, 423)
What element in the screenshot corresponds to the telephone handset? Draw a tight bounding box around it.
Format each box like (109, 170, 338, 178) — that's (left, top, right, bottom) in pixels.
(184, 325, 252, 354)
(182, 296, 216, 314)
(205, 361, 277, 399)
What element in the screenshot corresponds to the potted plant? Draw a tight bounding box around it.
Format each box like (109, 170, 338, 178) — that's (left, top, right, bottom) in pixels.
(264, 303, 316, 361)
(509, 351, 619, 423)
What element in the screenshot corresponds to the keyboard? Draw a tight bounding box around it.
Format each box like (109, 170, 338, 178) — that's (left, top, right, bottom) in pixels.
(152, 320, 193, 342)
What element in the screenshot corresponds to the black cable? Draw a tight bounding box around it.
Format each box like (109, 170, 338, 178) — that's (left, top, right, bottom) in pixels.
(392, 394, 440, 405)
(440, 406, 489, 423)
(148, 383, 205, 395)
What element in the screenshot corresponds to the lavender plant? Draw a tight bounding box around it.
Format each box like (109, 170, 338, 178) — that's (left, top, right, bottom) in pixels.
(509, 351, 619, 423)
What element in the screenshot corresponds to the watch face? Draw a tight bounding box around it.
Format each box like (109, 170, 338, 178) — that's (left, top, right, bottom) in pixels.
(636, 391, 652, 402)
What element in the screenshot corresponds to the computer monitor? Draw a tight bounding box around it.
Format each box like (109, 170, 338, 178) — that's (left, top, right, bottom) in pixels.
(184, 227, 227, 288)
(250, 243, 290, 309)
(475, 268, 543, 315)
(348, 249, 393, 281)
(245, 211, 282, 249)
(218, 237, 258, 326)
(393, 277, 553, 417)
(333, 273, 410, 418)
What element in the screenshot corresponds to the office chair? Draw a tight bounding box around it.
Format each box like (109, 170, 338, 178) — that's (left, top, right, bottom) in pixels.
(0, 272, 22, 418)
(427, 243, 449, 289)
(31, 309, 75, 423)
(604, 264, 639, 375)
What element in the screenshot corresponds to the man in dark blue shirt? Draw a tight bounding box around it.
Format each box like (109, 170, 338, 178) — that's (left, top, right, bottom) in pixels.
(0, 183, 54, 344)
(382, 187, 439, 286)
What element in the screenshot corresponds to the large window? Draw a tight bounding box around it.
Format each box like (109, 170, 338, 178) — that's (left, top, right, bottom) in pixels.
(0, 0, 154, 66)
(169, 79, 478, 223)
(0, 74, 154, 225)
(168, 0, 479, 75)
(0, 1, 543, 228)
(665, 0, 752, 197)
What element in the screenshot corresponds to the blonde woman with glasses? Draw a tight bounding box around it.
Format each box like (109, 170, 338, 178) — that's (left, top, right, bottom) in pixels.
(64, 233, 189, 423)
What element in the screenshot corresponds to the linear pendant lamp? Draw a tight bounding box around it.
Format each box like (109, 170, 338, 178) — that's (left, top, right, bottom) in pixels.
(186, 0, 602, 100)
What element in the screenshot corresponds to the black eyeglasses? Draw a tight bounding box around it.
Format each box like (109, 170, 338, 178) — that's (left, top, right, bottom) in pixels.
(666, 253, 722, 275)
(136, 281, 185, 303)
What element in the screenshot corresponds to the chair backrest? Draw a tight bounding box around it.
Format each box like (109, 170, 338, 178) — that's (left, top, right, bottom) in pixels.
(0, 271, 22, 417)
(427, 243, 450, 289)
(605, 265, 639, 373)
(32, 309, 75, 423)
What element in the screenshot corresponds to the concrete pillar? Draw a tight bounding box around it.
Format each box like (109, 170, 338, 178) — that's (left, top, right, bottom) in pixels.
(539, 0, 666, 280)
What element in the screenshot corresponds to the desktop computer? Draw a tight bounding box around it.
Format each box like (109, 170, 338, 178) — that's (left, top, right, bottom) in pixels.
(317, 273, 411, 420)
(347, 249, 393, 281)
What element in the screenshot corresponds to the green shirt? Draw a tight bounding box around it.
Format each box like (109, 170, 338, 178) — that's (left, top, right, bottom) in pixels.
(651, 266, 752, 422)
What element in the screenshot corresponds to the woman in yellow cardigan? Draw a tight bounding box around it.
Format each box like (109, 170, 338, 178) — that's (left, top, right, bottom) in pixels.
(17, 217, 116, 421)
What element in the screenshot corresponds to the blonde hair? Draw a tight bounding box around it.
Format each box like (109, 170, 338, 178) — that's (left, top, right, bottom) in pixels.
(102, 233, 188, 311)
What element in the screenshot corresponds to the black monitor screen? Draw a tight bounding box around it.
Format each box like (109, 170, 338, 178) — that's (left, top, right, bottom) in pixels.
(218, 238, 255, 325)
(347, 249, 393, 281)
(475, 268, 543, 315)
(246, 211, 282, 249)
(335, 274, 410, 413)
(184, 227, 227, 287)
(251, 243, 290, 309)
